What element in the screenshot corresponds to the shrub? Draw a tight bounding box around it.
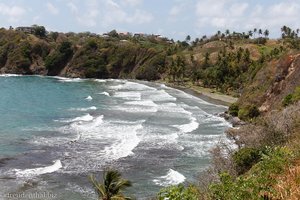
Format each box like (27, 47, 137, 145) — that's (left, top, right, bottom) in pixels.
(238, 104, 260, 120)
(292, 87, 300, 102)
(157, 184, 200, 200)
(85, 65, 108, 78)
(282, 94, 293, 107)
(229, 103, 239, 116)
(33, 25, 46, 38)
(209, 147, 294, 200)
(248, 105, 260, 118)
(86, 40, 98, 50)
(45, 41, 73, 75)
(233, 147, 261, 175)
(282, 87, 300, 107)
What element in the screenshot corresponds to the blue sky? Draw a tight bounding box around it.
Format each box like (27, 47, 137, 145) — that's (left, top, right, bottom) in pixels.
(0, 0, 300, 40)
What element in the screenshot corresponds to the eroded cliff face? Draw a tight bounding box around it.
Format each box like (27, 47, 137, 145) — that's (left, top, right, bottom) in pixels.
(238, 53, 300, 112)
(260, 54, 300, 111)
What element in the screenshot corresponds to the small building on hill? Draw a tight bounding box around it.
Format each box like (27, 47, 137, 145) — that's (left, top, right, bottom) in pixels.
(15, 27, 35, 34)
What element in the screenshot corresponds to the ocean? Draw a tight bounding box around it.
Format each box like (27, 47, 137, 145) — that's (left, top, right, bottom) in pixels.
(0, 75, 231, 199)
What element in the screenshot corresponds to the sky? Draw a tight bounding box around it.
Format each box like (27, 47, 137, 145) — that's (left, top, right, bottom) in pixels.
(0, 0, 300, 40)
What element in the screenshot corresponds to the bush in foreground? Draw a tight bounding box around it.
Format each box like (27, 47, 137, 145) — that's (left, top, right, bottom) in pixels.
(157, 184, 200, 200)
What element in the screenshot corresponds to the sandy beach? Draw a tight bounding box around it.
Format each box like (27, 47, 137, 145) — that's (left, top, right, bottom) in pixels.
(161, 82, 238, 106)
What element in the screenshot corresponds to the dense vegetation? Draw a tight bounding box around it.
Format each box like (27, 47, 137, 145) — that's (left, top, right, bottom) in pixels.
(1, 25, 300, 199)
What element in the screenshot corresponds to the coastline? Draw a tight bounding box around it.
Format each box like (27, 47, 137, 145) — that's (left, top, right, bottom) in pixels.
(160, 81, 238, 107)
(0, 73, 238, 106)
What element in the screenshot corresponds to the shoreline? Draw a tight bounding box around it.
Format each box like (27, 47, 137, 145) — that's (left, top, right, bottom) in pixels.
(160, 81, 238, 107)
(0, 73, 237, 106)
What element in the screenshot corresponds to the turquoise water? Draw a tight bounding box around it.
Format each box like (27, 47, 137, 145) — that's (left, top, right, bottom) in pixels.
(0, 75, 230, 199)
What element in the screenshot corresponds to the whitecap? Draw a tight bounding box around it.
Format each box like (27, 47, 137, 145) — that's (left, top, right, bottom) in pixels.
(102, 123, 143, 160)
(124, 100, 157, 107)
(113, 91, 141, 100)
(94, 79, 107, 83)
(54, 77, 84, 82)
(172, 116, 199, 134)
(99, 92, 110, 96)
(109, 84, 124, 90)
(160, 83, 167, 88)
(67, 118, 143, 162)
(149, 90, 177, 102)
(112, 105, 158, 113)
(159, 103, 191, 114)
(57, 114, 94, 123)
(69, 115, 103, 131)
(69, 106, 97, 111)
(153, 169, 186, 186)
(203, 114, 232, 128)
(85, 96, 93, 101)
(109, 81, 156, 91)
(15, 160, 62, 177)
(0, 74, 23, 77)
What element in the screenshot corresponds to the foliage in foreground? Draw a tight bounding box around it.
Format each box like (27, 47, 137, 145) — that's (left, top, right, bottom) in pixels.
(89, 170, 132, 200)
(209, 147, 294, 200)
(157, 184, 200, 200)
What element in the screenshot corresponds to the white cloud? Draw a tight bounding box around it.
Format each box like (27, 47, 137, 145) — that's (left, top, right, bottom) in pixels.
(46, 2, 59, 15)
(122, 0, 142, 7)
(169, 5, 182, 16)
(126, 9, 153, 24)
(69, 0, 100, 27)
(101, 0, 153, 27)
(67, 2, 78, 13)
(229, 3, 248, 17)
(65, 0, 152, 28)
(194, 0, 300, 37)
(0, 3, 26, 22)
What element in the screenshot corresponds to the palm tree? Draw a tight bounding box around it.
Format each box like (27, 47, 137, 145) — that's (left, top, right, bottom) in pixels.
(258, 29, 262, 37)
(185, 35, 191, 42)
(248, 30, 253, 38)
(253, 28, 257, 38)
(264, 29, 269, 38)
(89, 170, 132, 200)
(225, 29, 230, 37)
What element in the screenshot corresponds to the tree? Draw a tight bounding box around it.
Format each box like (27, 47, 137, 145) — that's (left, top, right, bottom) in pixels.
(157, 184, 200, 200)
(33, 25, 46, 37)
(248, 30, 253, 38)
(258, 29, 262, 37)
(225, 29, 230, 36)
(50, 32, 59, 41)
(253, 28, 257, 38)
(89, 170, 132, 200)
(108, 30, 119, 38)
(264, 29, 269, 38)
(185, 35, 191, 42)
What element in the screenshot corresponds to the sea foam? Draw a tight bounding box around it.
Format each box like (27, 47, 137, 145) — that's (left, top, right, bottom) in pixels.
(153, 169, 186, 186)
(58, 114, 94, 123)
(109, 81, 156, 91)
(15, 160, 62, 177)
(102, 123, 143, 160)
(99, 92, 110, 96)
(113, 91, 142, 100)
(0, 74, 23, 77)
(69, 106, 97, 111)
(172, 116, 199, 134)
(85, 96, 93, 101)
